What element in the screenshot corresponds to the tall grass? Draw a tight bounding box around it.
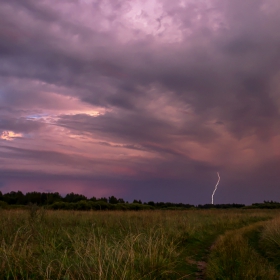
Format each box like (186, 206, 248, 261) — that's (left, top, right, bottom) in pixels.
(259, 216, 280, 270)
(0, 209, 276, 279)
(206, 222, 280, 280)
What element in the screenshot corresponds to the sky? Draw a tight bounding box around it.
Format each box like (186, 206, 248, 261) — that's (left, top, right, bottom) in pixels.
(0, 0, 280, 205)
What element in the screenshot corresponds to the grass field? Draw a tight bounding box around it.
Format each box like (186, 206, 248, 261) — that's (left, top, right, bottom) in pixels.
(0, 208, 280, 279)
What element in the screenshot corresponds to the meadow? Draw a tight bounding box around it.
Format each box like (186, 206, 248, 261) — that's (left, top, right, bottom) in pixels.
(1, 208, 280, 279)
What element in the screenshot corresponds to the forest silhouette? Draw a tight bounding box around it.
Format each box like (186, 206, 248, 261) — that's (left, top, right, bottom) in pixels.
(1, 190, 278, 210)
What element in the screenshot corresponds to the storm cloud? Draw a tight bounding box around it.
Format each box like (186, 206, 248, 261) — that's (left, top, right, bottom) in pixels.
(0, 0, 280, 204)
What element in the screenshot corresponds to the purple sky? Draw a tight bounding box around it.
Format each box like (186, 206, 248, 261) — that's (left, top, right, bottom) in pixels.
(1, 0, 280, 204)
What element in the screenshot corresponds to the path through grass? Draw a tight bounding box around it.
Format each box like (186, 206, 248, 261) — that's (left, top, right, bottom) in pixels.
(206, 214, 280, 279)
(0, 209, 278, 279)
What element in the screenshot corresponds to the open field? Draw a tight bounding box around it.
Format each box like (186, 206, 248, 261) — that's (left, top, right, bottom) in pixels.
(1, 209, 280, 279)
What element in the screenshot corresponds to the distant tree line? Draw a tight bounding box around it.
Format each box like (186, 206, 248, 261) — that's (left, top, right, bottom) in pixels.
(196, 203, 245, 209)
(244, 201, 280, 209)
(0, 190, 278, 210)
(0, 191, 195, 210)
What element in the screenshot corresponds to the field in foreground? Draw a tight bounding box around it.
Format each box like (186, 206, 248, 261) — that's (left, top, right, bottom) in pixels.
(1, 209, 280, 279)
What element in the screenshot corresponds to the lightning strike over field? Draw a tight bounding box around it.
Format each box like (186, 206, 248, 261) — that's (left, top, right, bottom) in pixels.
(212, 172, 220, 205)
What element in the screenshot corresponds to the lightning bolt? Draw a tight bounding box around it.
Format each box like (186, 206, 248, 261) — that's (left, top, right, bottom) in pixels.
(212, 172, 220, 205)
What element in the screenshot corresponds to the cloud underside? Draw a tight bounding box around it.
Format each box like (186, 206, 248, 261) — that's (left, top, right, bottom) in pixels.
(0, 0, 280, 203)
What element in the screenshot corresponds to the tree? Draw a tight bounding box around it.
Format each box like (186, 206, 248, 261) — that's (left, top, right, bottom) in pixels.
(3, 191, 22, 204)
(64, 192, 87, 203)
(147, 201, 155, 206)
(109, 196, 118, 204)
(25, 192, 43, 204)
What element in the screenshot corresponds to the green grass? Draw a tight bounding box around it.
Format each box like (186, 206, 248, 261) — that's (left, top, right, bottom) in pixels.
(206, 214, 280, 280)
(259, 216, 280, 270)
(0, 208, 278, 279)
(206, 222, 280, 280)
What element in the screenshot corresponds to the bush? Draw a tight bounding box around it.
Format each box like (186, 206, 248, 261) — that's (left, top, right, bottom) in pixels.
(0, 201, 9, 209)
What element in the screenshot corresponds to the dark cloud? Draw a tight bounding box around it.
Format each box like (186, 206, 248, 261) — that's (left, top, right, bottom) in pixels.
(0, 0, 280, 203)
(0, 116, 44, 133)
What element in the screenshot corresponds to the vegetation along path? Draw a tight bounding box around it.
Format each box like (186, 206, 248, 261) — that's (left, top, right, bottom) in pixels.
(205, 216, 280, 279)
(165, 209, 280, 279)
(0, 208, 280, 279)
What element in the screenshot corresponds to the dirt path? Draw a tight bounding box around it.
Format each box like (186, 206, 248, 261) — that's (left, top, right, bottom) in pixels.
(195, 260, 207, 280)
(185, 258, 207, 279)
